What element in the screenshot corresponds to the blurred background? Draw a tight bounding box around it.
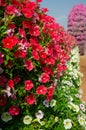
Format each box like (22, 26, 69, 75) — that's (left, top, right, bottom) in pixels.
(41, 0, 86, 30)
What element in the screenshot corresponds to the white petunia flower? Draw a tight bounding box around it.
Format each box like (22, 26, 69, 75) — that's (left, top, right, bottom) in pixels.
(55, 117, 59, 122)
(43, 99, 49, 107)
(23, 115, 32, 125)
(50, 99, 56, 107)
(80, 104, 86, 112)
(1, 112, 12, 122)
(75, 94, 82, 99)
(63, 119, 72, 129)
(37, 119, 45, 126)
(68, 102, 79, 112)
(35, 110, 44, 120)
(78, 116, 85, 126)
(73, 104, 80, 113)
(69, 96, 73, 102)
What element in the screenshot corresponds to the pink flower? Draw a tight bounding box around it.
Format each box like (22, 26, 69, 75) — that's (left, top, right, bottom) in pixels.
(18, 28, 26, 38)
(9, 106, 20, 116)
(45, 47, 52, 56)
(0, 53, 4, 65)
(36, 85, 47, 95)
(24, 80, 34, 91)
(38, 73, 50, 83)
(25, 94, 36, 105)
(25, 60, 34, 71)
(18, 39, 30, 52)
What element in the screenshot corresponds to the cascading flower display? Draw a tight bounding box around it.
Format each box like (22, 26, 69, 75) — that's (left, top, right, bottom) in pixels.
(0, 0, 81, 129)
(67, 4, 86, 55)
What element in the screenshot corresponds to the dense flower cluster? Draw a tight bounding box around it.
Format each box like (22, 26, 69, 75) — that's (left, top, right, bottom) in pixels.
(0, 0, 78, 129)
(56, 46, 86, 130)
(67, 4, 86, 55)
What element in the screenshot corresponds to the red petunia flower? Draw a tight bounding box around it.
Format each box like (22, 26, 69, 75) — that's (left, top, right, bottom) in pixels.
(6, 5, 17, 15)
(47, 87, 54, 101)
(42, 8, 48, 13)
(30, 25, 40, 36)
(9, 106, 20, 116)
(25, 94, 36, 105)
(40, 51, 47, 59)
(0, 0, 6, 6)
(7, 79, 14, 88)
(42, 66, 54, 76)
(8, 23, 15, 30)
(22, 8, 33, 18)
(14, 50, 27, 58)
(0, 95, 7, 106)
(13, 75, 21, 84)
(26, 2, 36, 10)
(24, 80, 34, 91)
(25, 60, 34, 71)
(32, 50, 40, 60)
(57, 64, 67, 73)
(2, 36, 18, 50)
(38, 73, 50, 83)
(30, 39, 43, 52)
(36, 85, 47, 95)
(22, 20, 30, 28)
(36, 0, 42, 3)
(46, 58, 55, 66)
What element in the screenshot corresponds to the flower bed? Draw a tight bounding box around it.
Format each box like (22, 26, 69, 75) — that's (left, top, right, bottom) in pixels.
(67, 4, 86, 55)
(0, 0, 86, 130)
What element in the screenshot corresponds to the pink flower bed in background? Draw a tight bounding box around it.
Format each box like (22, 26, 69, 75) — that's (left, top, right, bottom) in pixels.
(67, 4, 86, 55)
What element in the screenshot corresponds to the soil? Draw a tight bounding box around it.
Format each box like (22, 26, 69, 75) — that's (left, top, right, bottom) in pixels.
(79, 55, 86, 102)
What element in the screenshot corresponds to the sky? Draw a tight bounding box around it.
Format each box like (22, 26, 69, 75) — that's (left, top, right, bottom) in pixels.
(40, 0, 86, 30)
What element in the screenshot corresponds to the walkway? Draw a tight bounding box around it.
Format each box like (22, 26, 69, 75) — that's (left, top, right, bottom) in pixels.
(80, 55, 86, 102)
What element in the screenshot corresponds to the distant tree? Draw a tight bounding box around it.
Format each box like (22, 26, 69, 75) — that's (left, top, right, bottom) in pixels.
(67, 4, 86, 55)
